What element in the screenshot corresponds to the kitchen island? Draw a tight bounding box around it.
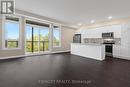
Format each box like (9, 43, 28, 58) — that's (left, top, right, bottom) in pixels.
(71, 43, 105, 61)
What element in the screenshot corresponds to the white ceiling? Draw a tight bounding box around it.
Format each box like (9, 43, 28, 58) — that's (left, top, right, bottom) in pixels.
(15, 0, 130, 27)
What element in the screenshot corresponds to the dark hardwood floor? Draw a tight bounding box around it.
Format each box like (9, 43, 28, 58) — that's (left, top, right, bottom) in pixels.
(0, 53, 130, 87)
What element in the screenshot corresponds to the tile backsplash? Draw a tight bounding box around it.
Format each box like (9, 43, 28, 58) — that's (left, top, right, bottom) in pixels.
(84, 38, 121, 44)
(84, 38, 103, 44)
(114, 38, 121, 45)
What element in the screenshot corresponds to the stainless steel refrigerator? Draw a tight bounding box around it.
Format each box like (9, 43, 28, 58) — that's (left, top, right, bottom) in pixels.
(73, 34, 81, 43)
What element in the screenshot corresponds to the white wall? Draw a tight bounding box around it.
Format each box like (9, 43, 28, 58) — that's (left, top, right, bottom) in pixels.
(52, 26, 75, 52)
(0, 13, 76, 59)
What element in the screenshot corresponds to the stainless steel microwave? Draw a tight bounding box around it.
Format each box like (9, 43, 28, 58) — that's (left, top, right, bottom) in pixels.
(102, 32, 114, 38)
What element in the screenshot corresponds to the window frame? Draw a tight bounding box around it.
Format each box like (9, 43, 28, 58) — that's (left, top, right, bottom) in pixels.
(2, 15, 22, 50)
(53, 24, 61, 48)
(25, 18, 51, 53)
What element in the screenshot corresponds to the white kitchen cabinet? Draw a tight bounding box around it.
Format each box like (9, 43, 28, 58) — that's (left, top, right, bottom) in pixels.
(79, 24, 122, 39)
(113, 45, 121, 57)
(128, 24, 130, 45)
(77, 24, 130, 60)
(120, 47, 129, 58)
(82, 28, 101, 38)
(106, 25, 121, 38)
(114, 23, 130, 60)
(71, 43, 105, 61)
(127, 23, 130, 58)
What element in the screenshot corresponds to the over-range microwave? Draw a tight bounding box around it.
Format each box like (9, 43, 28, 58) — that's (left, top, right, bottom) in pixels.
(102, 32, 114, 39)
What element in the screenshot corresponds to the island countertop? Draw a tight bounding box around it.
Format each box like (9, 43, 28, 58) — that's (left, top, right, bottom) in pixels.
(71, 43, 105, 61)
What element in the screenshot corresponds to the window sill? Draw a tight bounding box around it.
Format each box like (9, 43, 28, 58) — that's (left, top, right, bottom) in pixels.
(2, 48, 22, 50)
(53, 46, 61, 48)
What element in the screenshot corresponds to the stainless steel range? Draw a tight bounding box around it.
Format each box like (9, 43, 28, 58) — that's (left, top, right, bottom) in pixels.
(102, 32, 115, 57)
(105, 43, 113, 57)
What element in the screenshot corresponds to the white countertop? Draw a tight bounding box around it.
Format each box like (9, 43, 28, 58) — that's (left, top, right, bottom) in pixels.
(71, 43, 104, 46)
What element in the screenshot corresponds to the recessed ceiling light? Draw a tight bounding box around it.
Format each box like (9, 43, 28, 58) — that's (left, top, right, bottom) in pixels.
(108, 16, 112, 20)
(78, 23, 82, 26)
(90, 20, 95, 23)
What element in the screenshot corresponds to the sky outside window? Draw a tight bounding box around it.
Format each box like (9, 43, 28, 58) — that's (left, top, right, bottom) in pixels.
(5, 23, 59, 40)
(5, 21, 19, 40)
(53, 28, 60, 40)
(26, 25, 50, 40)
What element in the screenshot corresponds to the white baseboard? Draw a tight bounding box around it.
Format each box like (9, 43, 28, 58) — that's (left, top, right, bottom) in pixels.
(51, 50, 70, 54)
(113, 55, 130, 60)
(0, 55, 26, 60)
(71, 53, 104, 61)
(0, 50, 70, 60)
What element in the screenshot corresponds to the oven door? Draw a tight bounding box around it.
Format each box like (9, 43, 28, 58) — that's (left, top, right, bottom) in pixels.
(105, 44, 113, 56)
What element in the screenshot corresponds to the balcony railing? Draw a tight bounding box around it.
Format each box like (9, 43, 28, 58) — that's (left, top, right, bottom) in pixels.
(26, 41, 49, 52)
(5, 40, 59, 52)
(5, 40, 18, 48)
(5, 40, 49, 52)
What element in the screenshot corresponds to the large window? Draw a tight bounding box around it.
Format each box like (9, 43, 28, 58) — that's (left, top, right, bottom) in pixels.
(25, 19, 50, 53)
(53, 25, 61, 47)
(3, 16, 20, 49)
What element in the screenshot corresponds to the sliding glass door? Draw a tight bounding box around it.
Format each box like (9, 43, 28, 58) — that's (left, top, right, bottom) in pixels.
(26, 25, 33, 53)
(25, 22, 50, 54)
(33, 28, 39, 53)
(39, 28, 49, 51)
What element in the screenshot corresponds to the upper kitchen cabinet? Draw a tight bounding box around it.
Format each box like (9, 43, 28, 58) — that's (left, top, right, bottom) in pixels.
(79, 24, 122, 39)
(106, 25, 122, 38)
(82, 28, 102, 38)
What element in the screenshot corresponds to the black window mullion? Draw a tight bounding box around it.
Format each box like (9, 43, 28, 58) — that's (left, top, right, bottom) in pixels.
(32, 27, 34, 53)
